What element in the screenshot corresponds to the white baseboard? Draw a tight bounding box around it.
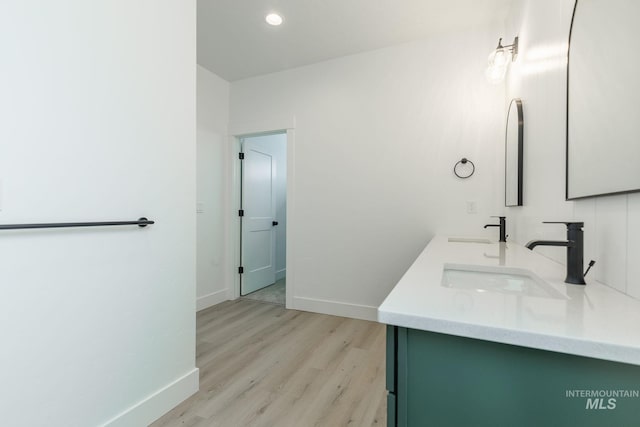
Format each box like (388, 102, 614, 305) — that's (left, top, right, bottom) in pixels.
(102, 368, 199, 427)
(275, 268, 286, 281)
(292, 296, 378, 322)
(197, 289, 228, 311)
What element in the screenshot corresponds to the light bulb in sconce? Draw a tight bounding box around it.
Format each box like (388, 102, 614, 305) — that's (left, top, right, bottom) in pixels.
(489, 48, 509, 68)
(486, 37, 519, 84)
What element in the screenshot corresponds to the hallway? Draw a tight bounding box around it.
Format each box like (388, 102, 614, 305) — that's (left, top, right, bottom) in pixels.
(242, 279, 286, 305)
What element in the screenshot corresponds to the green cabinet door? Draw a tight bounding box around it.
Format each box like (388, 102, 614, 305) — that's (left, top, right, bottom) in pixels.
(387, 326, 640, 427)
(386, 325, 398, 427)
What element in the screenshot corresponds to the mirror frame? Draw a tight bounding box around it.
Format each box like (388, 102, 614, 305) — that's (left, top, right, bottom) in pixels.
(505, 98, 524, 207)
(566, 0, 640, 200)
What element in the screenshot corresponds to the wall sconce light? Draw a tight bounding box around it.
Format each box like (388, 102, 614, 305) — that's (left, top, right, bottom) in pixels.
(486, 37, 519, 84)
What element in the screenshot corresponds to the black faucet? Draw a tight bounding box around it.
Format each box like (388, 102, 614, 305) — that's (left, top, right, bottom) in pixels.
(484, 216, 507, 242)
(525, 222, 585, 285)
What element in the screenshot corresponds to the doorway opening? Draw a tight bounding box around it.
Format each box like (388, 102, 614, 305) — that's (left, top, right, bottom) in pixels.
(238, 132, 287, 305)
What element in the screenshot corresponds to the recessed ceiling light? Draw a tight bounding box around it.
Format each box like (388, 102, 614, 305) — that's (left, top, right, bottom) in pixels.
(265, 13, 283, 26)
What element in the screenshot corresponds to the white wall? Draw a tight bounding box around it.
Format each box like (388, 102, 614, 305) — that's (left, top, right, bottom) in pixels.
(230, 27, 505, 320)
(273, 136, 287, 280)
(242, 133, 287, 281)
(197, 66, 230, 310)
(505, 0, 640, 299)
(0, 2, 197, 426)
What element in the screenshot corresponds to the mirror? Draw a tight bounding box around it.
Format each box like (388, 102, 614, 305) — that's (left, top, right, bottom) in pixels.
(567, 0, 640, 199)
(505, 98, 523, 207)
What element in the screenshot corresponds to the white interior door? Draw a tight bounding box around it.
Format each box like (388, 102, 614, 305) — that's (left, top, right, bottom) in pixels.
(241, 140, 276, 295)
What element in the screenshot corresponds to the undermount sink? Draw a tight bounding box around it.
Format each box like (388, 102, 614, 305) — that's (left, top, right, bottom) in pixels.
(441, 264, 567, 299)
(447, 237, 492, 244)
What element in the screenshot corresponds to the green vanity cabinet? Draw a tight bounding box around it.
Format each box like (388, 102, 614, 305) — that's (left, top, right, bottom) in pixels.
(386, 325, 640, 427)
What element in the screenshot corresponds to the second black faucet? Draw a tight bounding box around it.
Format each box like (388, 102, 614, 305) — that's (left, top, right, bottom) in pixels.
(484, 216, 507, 242)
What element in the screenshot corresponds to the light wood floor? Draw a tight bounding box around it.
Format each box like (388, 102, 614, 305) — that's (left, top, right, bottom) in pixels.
(152, 299, 387, 427)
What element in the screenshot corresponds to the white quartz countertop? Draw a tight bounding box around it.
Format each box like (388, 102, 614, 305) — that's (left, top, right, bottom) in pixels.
(378, 235, 640, 366)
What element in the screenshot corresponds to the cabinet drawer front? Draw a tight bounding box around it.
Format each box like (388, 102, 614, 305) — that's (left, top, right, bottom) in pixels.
(404, 328, 640, 426)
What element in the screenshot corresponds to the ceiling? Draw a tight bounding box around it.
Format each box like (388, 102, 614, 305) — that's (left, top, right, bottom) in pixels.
(197, 0, 513, 82)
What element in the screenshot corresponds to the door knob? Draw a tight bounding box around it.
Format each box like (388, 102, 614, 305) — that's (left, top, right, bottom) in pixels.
(272, 221, 279, 226)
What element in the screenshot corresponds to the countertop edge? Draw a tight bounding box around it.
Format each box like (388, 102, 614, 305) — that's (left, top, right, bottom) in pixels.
(378, 311, 640, 366)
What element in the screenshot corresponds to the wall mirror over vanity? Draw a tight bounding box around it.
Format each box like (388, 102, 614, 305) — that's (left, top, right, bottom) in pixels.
(505, 98, 523, 207)
(567, 0, 640, 199)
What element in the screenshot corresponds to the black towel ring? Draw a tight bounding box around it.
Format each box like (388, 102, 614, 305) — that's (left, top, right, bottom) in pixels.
(454, 158, 475, 179)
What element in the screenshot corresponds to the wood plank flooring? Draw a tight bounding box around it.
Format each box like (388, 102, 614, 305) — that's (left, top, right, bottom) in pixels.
(151, 299, 387, 427)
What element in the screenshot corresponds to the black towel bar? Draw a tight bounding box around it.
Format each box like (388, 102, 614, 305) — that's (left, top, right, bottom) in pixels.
(0, 217, 154, 230)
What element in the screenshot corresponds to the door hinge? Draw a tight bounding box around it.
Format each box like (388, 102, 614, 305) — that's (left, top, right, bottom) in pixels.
(238, 209, 244, 217)
(238, 266, 244, 274)
(239, 152, 245, 160)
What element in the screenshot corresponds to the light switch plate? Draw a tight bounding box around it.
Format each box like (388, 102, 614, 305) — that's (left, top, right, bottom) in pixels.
(196, 202, 204, 213)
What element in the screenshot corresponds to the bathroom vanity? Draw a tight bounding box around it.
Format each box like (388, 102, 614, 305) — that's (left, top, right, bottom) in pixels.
(379, 237, 640, 427)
